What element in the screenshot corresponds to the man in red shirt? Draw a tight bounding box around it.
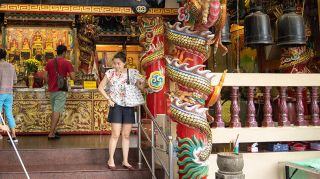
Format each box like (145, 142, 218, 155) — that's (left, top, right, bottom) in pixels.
(44, 45, 75, 139)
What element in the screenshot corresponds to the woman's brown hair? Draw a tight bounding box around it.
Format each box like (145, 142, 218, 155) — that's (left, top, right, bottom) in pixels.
(112, 51, 126, 63)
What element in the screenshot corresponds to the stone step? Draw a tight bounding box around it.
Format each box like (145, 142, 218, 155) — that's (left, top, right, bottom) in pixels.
(0, 135, 161, 178)
(0, 135, 140, 167)
(0, 164, 152, 179)
(0, 148, 140, 167)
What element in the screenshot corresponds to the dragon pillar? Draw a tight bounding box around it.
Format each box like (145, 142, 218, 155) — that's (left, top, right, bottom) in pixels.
(138, 16, 167, 116)
(77, 15, 100, 74)
(165, 0, 228, 178)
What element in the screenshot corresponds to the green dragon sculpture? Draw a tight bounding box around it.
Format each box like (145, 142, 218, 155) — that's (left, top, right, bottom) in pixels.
(170, 97, 213, 161)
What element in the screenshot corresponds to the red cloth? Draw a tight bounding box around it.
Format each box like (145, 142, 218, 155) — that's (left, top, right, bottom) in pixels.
(45, 58, 74, 92)
(33, 71, 44, 88)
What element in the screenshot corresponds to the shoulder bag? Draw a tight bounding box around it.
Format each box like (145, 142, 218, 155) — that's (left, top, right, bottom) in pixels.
(124, 69, 145, 107)
(104, 69, 112, 93)
(54, 58, 68, 91)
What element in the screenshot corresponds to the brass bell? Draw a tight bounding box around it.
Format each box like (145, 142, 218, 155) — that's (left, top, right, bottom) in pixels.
(221, 15, 231, 45)
(276, 7, 306, 46)
(244, 7, 273, 47)
(210, 15, 231, 45)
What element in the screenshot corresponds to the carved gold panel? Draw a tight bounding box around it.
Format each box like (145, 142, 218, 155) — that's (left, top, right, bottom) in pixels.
(67, 92, 92, 100)
(14, 100, 51, 132)
(93, 100, 110, 131)
(12, 90, 110, 133)
(58, 100, 92, 132)
(14, 91, 49, 100)
(93, 92, 106, 100)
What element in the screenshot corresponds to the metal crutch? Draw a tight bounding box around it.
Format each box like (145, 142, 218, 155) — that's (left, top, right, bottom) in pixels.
(0, 113, 30, 179)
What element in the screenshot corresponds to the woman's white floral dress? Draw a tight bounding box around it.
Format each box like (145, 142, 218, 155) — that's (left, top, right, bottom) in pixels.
(105, 68, 142, 107)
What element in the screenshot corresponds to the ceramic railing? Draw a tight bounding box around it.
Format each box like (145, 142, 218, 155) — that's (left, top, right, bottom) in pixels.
(210, 73, 320, 128)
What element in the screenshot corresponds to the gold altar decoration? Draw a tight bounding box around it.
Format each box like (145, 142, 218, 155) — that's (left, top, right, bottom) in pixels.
(13, 90, 111, 133)
(6, 27, 74, 86)
(6, 27, 73, 62)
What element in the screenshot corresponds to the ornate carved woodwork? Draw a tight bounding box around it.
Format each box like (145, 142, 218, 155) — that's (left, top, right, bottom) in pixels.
(0, 0, 154, 8)
(12, 90, 110, 133)
(0, 3, 177, 16)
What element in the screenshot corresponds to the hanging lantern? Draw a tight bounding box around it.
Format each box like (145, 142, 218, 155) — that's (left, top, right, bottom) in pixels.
(244, 6, 273, 47)
(221, 15, 231, 45)
(276, 7, 306, 46)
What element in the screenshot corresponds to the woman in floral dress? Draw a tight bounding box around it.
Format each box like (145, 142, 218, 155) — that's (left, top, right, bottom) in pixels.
(98, 51, 145, 170)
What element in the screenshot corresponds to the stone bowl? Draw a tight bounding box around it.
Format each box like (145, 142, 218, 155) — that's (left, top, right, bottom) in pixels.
(217, 152, 244, 174)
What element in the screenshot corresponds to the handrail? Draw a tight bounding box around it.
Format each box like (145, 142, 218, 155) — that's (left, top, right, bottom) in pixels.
(137, 104, 174, 179)
(142, 104, 170, 143)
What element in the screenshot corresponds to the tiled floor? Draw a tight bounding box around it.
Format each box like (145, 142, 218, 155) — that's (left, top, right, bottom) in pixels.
(0, 134, 138, 149)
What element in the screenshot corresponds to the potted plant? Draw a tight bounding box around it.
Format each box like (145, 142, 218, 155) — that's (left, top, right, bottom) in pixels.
(24, 58, 40, 88)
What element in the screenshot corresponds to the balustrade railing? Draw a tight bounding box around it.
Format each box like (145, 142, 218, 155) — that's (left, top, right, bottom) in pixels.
(211, 73, 320, 128)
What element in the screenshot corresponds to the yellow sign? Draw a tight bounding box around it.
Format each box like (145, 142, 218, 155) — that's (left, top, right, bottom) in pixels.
(69, 80, 74, 87)
(83, 81, 97, 89)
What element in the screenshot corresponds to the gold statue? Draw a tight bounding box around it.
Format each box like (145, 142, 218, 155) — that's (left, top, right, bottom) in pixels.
(32, 32, 43, 57)
(22, 38, 30, 49)
(33, 31, 42, 44)
(46, 41, 54, 50)
(10, 39, 18, 51)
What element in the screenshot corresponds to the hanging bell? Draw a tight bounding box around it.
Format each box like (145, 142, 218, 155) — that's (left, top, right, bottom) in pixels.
(276, 7, 306, 46)
(221, 15, 231, 45)
(244, 7, 273, 47)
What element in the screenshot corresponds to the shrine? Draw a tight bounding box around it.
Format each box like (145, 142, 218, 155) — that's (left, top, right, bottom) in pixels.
(0, 0, 319, 179)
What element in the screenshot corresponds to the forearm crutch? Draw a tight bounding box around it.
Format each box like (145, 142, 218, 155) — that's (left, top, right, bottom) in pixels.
(0, 113, 30, 179)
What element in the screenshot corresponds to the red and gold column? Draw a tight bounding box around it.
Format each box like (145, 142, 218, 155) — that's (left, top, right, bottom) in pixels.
(138, 17, 167, 116)
(165, 0, 228, 178)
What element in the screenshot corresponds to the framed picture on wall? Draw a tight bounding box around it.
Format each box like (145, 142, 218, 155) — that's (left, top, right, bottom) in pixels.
(96, 44, 142, 72)
(96, 51, 111, 76)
